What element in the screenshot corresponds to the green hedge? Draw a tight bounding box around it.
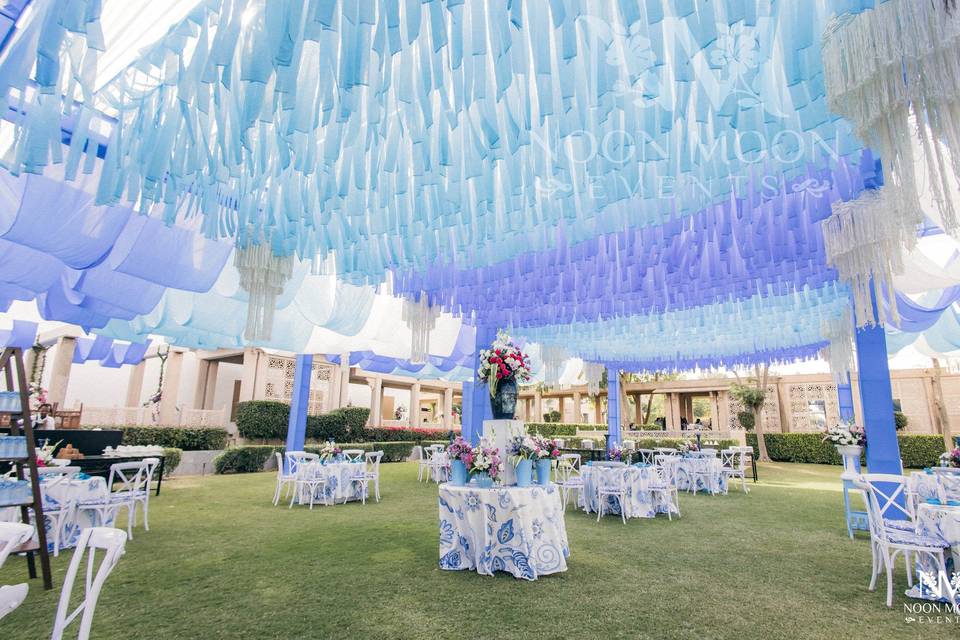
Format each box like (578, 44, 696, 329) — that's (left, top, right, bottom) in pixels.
(213, 440, 448, 474)
(84, 426, 229, 451)
(525, 422, 605, 437)
(162, 448, 182, 477)
(631, 437, 739, 450)
(745, 433, 948, 469)
(236, 401, 371, 442)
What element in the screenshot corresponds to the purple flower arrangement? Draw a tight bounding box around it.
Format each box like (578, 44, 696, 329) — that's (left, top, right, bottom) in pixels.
(446, 436, 472, 463)
(939, 447, 960, 468)
(468, 442, 502, 480)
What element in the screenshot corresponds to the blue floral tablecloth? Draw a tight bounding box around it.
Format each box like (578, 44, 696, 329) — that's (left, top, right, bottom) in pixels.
(910, 472, 960, 503)
(578, 465, 674, 519)
(438, 483, 569, 580)
(295, 461, 367, 505)
(669, 457, 726, 494)
(917, 503, 960, 569)
(1, 475, 112, 551)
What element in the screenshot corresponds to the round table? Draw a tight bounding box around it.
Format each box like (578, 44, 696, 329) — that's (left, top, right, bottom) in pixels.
(295, 461, 367, 505)
(0, 475, 112, 551)
(579, 465, 675, 519)
(917, 502, 960, 569)
(437, 483, 568, 580)
(910, 471, 960, 504)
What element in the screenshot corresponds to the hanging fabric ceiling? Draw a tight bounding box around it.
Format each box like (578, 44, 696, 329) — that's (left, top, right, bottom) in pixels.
(0, 0, 954, 378)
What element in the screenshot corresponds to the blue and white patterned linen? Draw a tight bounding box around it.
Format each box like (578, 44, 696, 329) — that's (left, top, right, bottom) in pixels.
(578, 466, 675, 519)
(438, 483, 568, 580)
(910, 472, 960, 503)
(672, 457, 727, 494)
(296, 461, 367, 505)
(0, 476, 112, 551)
(917, 504, 960, 570)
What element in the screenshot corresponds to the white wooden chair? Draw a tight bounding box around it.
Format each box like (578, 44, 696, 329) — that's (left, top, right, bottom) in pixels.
(351, 451, 384, 504)
(272, 451, 295, 506)
(555, 454, 583, 509)
(648, 465, 679, 520)
(0, 521, 34, 569)
(342, 449, 365, 463)
(418, 445, 444, 482)
(594, 467, 627, 524)
(0, 583, 28, 621)
(78, 461, 150, 540)
(636, 449, 655, 464)
(857, 474, 954, 608)
(289, 461, 332, 509)
(51, 527, 127, 640)
(720, 448, 749, 494)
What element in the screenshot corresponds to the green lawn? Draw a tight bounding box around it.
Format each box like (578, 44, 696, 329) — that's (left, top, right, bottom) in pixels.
(1, 462, 954, 639)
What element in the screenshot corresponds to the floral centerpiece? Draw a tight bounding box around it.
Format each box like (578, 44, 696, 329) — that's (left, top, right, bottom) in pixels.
(477, 331, 531, 419)
(939, 447, 960, 468)
(679, 440, 699, 455)
(608, 443, 624, 461)
(36, 439, 61, 467)
(468, 441, 501, 488)
(318, 441, 342, 463)
(531, 435, 559, 485)
(446, 436, 472, 485)
(822, 421, 865, 447)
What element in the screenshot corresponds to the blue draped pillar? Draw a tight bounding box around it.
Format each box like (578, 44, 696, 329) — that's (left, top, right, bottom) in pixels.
(465, 325, 496, 445)
(837, 373, 855, 422)
(284, 354, 312, 471)
(607, 367, 621, 451)
(854, 293, 902, 477)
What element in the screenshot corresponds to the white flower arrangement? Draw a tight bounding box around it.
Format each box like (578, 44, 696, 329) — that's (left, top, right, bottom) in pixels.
(822, 421, 865, 447)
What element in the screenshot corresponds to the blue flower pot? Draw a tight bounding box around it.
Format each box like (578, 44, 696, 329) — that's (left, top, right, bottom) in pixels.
(515, 459, 533, 487)
(474, 472, 493, 488)
(536, 459, 552, 485)
(451, 460, 468, 486)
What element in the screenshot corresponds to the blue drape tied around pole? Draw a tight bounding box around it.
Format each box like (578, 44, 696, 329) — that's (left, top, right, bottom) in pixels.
(285, 354, 313, 471)
(606, 367, 621, 451)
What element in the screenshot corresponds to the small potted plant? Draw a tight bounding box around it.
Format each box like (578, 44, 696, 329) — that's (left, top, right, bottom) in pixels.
(446, 437, 472, 485)
(533, 436, 560, 485)
(507, 435, 538, 487)
(468, 442, 501, 488)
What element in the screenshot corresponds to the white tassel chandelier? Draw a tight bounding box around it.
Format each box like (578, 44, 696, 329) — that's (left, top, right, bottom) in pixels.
(402, 295, 439, 364)
(540, 345, 569, 387)
(823, 0, 960, 235)
(822, 187, 917, 326)
(583, 362, 605, 397)
(235, 245, 294, 342)
(820, 309, 855, 383)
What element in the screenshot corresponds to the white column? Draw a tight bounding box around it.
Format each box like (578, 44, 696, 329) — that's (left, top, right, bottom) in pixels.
(534, 389, 543, 422)
(368, 376, 382, 426)
(338, 352, 351, 408)
(410, 382, 421, 427)
(204, 361, 219, 410)
(572, 390, 582, 422)
(159, 350, 185, 425)
(47, 336, 76, 410)
(238, 348, 259, 402)
(193, 359, 211, 410)
(443, 387, 454, 430)
(125, 360, 146, 407)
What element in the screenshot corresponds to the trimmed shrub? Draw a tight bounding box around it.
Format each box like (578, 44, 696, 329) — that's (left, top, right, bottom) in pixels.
(306, 413, 348, 441)
(236, 400, 289, 440)
(361, 426, 459, 442)
(214, 446, 279, 474)
(745, 433, 947, 469)
(331, 407, 371, 436)
(86, 426, 229, 451)
(632, 437, 739, 451)
(525, 423, 604, 437)
(162, 448, 182, 477)
(737, 411, 755, 431)
(894, 411, 908, 431)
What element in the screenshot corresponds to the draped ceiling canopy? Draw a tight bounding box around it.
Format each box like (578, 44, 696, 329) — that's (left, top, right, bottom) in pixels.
(0, 0, 958, 380)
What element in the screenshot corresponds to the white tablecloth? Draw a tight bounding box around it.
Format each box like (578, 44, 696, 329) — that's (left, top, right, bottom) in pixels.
(1, 475, 112, 551)
(917, 503, 960, 569)
(668, 457, 726, 494)
(296, 461, 367, 504)
(578, 465, 674, 519)
(438, 483, 568, 580)
(430, 452, 450, 483)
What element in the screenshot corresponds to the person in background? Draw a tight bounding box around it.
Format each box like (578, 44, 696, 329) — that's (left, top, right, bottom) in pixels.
(32, 403, 56, 430)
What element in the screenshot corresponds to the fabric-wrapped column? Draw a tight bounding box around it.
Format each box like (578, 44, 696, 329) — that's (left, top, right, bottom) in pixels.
(284, 354, 312, 472)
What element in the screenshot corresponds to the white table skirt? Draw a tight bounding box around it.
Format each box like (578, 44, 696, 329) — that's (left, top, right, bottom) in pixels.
(1, 476, 112, 551)
(295, 461, 367, 504)
(669, 457, 726, 494)
(438, 483, 569, 580)
(578, 465, 674, 519)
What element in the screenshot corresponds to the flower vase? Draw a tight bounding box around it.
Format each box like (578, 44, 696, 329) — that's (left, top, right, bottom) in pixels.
(536, 459, 552, 485)
(474, 471, 493, 488)
(835, 444, 863, 480)
(451, 460, 468, 486)
(515, 459, 533, 487)
(490, 377, 518, 420)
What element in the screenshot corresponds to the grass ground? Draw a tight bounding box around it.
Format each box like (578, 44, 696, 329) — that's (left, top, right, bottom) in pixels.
(0, 462, 955, 639)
